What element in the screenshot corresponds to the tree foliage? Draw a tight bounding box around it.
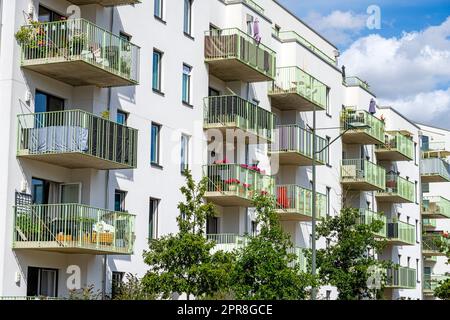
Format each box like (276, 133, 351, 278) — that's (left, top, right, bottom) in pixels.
(229, 192, 315, 300)
(434, 278, 450, 300)
(315, 207, 390, 300)
(141, 170, 233, 299)
(113, 274, 155, 300)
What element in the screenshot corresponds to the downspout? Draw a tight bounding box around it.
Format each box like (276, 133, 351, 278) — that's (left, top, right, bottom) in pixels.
(417, 130, 424, 300)
(102, 6, 115, 300)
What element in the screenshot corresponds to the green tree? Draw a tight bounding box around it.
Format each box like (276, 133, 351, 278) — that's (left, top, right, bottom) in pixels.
(434, 278, 450, 300)
(113, 274, 155, 300)
(230, 192, 315, 300)
(141, 170, 234, 299)
(315, 208, 390, 300)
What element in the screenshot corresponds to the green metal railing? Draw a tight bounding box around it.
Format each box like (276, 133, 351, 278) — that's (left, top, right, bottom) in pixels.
(225, 0, 264, 14)
(203, 95, 275, 142)
(424, 275, 449, 292)
(275, 185, 327, 219)
(387, 221, 415, 245)
(340, 159, 386, 190)
(13, 203, 135, 254)
(204, 28, 276, 79)
(423, 234, 448, 253)
(344, 76, 371, 92)
(422, 196, 450, 218)
(386, 265, 416, 289)
(376, 132, 414, 160)
(207, 233, 248, 251)
(421, 158, 450, 182)
(422, 218, 437, 228)
(340, 109, 385, 144)
(287, 247, 308, 272)
(17, 110, 138, 168)
(204, 164, 274, 200)
(273, 30, 336, 65)
(269, 66, 328, 110)
(270, 125, 328, 164)
(359, 209, 387, 238)
(20, 19, 140, 83)
(378, 173, 415, 202)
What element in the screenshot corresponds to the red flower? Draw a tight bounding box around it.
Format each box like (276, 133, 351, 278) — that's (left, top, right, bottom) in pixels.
(240, 164, 249, 169)
(225, 178, 240, 184)
(260, 191, 268, 195)
(243, 183, 251, 188)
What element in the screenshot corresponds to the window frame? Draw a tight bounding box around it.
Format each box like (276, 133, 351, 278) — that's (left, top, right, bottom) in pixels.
(180, 134, 190, 174)
(116, 110, 128, 126)
(151, 123, 162, 166)
(183, 0, 193, 35)
(154, 0, 164, 20)
(152, 49, 163, 93)
(114, 190, 127, 212)
(149, 197, 160, 240)
(182, 63, 192, 105)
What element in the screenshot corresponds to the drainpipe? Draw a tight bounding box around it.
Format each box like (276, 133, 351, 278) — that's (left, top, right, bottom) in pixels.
(417, 130, 424, 300)
(101, 6, 115, 301)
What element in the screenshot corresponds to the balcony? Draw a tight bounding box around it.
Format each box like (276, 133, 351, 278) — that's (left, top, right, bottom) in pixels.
(204, 28, 276, 82)
(268, 66, 328, 112)
(66, 0, 140, 6)
(344, 76, 372, 93)
(424, 255, 438, 263)
(340, 109, 385, 145)
(275, 185, 326, 221)
(422, 141, 450, 159)
(376, 174, 415, 203)
(12, 204, 135, 255)
(269, 125, 327, 166)
(422, 196, 450, 219)
(421, 158, 450, 183)
(424, 275, 449, 295)
(359, 209, 387, 238)
(385, 266, 416, 289)
(203, 164, 274, 207)
(20, 19, 140, 87)
(375, 131, 414, 161)
(203, 95, 275, 144)
(17, 110, 138, 170)
(422, 218, 437, 230)
(423, 233, 448, 256)
(386, 221, 415, 246)
(340, 159, 386, 191)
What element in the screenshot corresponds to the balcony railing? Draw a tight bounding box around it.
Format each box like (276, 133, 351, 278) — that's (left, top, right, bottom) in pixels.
(386, 221, 415, 245)
(422, 218, 437, 229)
(344, 76, 371, 92)
(359, 209, 387, 238)
(341, 159, 386, 191)
(67, 0, 140, 6)
(385, 265, 416, 289)
(13, 204, 135, 255)
(273, 30, 336, 66)
(224, 0, 265, 14)
(376, 132, 414, 161)
(340, 109, 385, 145)
(203, 164, 274, 206)
(275, 185, 326, 221)
(203, 95, 275, 143)
(421, 158, 450, 183)
(424, 275, 449, 294)
(204, 28, 276, 82)
(19, 19, 140, 87)
(17, 110, 138, 170)
(269, 125, 327, 165)
(376, 173, 415, 203)
(423, 234, 448, 256)
(268, 66, 328, 111)
(422, 196, 450, 219)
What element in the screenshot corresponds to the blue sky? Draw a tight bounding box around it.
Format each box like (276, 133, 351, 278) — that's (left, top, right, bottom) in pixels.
(278, 0, 450, 128)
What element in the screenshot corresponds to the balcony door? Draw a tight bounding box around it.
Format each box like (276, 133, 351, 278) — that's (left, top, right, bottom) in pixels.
(60, 183, 81, 204)
(27, 267, 58, 297)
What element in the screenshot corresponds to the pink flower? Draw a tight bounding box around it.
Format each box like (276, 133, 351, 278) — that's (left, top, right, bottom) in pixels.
(243, 183, 251, 188)
(225, 178, 240, 185)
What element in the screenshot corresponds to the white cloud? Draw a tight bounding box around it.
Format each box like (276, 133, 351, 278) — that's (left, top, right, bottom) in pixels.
(340, 17, 450, 127)
(304, 10, 367, 45)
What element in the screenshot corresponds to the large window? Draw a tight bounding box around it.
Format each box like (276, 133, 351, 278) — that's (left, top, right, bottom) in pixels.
(38, 5, 65, 23)
(180, 134, 190, 173)
(183, 0, 192, 35)
(151, 123, 161, 165)
(114, 190, 127, 212)
(182, 64, 192, 104)
(152, 50, 163, 92)
(154, 0, 163, 19)
(35, 90, 64, 113)
(111, 271, 124, 299)
(27, 267, 58, 297)
(149, 198, 160, 239)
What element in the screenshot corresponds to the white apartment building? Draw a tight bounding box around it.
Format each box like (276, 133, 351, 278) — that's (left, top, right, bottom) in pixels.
(0, 0, 447, 299)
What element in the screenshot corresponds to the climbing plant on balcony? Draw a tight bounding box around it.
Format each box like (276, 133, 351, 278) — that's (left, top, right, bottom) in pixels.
(315, 207, 391, 300)
(141, 169, 234, 299)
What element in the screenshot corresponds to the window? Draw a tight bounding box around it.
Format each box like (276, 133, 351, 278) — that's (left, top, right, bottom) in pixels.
(182, 64, 192, 104)
(111, 271, 124, 299)
(422, 183, 429, 193)
(414, 142, 418, 165)
(180, 134, 190, 173)
(207, 217, 218, 234)
(154, 0, 163, 20)
(326, 187, 331, 216)
(32, 178, 49, 204)
(183, 0, 193, 35)
(416, 259, 420, 282)
(407, 257, 411, 268)
(115, 190, 126, 212)
(149, 198, 159, 239)
(251, 221, 257, 236)
(27, 267, 58, 297)
(38, 5, 65, 23)
(414, 181, 418, 204)
(119, 32, 131, 42)
(273, 25, 281, 37)
(116, 110, 128, 125)
(415, 219, 419, 243)
(326, 87, 331, 115)
(325, 136, 331, 166)
(151, 123, 161, 165)
(35, 90, 64, 113)
(152, 50, 163, 92)
(208, 87, 220, 96)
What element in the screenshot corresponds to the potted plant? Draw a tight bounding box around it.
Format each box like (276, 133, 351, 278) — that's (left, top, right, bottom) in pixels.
(69, 32, 87, 56)
(224, 178, 240, 192)
(243, 183, 253, 198)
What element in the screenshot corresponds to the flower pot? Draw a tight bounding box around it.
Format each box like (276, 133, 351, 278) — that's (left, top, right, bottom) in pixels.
(228, 184, 238, 192)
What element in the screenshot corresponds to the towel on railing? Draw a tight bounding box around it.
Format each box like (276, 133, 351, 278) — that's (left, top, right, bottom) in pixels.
(28, 125, 89, 154)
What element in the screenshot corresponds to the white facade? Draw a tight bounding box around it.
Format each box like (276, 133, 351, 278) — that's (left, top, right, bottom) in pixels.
(0, 0, 446, 299)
